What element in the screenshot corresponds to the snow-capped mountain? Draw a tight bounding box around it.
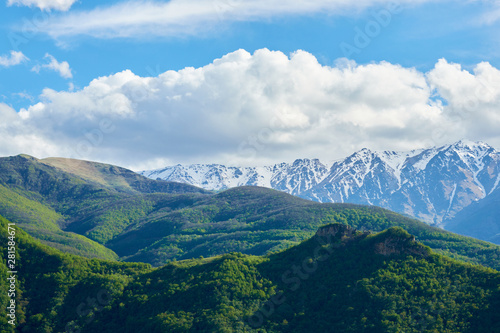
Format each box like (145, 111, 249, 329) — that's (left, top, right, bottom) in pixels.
(302, 140, 500, 225)
(140, 140, 500, 226)
(140, 158, 330, 196)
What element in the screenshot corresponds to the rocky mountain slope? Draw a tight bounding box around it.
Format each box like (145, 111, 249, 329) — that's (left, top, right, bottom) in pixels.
(446, 186, 500, 244)
(140, 140, 500, 228)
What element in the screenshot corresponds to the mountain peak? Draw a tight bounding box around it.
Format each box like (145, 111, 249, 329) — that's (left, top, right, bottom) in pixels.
(449, 139, 493, 151)
(140, 141, 500, 227)
(370, 227, 431, 257)
(291, 158, 325, 167)
(292, 158, 308, 166)
(17, 154, 39, 161)
(358, 147, 373, 155)
(314, 224, 431, 257)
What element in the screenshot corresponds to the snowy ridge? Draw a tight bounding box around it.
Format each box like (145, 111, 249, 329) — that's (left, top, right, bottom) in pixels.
(141, 159, 329, 194)
(140, 141, 500, 226)
(141, 164, 276, 191)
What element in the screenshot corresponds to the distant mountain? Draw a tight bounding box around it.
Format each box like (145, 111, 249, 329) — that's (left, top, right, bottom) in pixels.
(140, 158, 329, 195)
(3, 215, 500, 332)
(445, 186, 500, 244)
(140, 140, 500, 229)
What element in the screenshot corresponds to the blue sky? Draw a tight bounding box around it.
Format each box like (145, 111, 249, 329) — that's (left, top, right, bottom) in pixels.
(1, 0, 500, 169)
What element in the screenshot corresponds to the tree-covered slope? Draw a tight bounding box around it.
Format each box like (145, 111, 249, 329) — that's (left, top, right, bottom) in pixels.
(0, 215, 151, 332)
(5, 216, 497, 333)
(106, 186, 500, 270)
(2, 154, 500, 272)
(252, 224, 500, 333)
(0, 182, 118, 260)
(0, 154, 209, 259)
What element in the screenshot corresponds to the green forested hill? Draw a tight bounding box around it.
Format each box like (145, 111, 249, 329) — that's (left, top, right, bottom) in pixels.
(0, 154, 209, 259)
(105, 186, 500, 270)
(0, 155, 209, 196)
(1, 154, 500, 271)
(2, 216, 499, 333)
(0, 215, 151, 332)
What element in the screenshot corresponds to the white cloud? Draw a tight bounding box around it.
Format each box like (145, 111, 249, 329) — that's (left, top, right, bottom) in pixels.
(426, 58, 500, 140)
(32, 53, 73, 79)
(7, 0, 76, 11)
(39, 0, 430, 39)
(0, 51, 29, 67)
(478, 0, 500, 24)
(1, 49, 500, 169)
(0, 103, 61, 158)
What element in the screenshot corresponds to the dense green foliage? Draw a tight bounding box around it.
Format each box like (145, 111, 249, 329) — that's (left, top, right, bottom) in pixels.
(255, 225, 500, 332)
(1, 154, 500, 271)
(2, 216, 499, 332)
(0, 215, 151, 332)
(106, 187, 500, 270)
(0, 182, 118, 260)
(0, 155, 208, 260)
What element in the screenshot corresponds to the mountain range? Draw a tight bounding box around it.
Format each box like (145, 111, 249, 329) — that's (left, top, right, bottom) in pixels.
(2, 152, 500, 331)
(1, 153, 500, 270)
(140, 140, 500, 243)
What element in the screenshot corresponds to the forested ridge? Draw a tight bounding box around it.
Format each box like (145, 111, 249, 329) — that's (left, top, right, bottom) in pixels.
(1, 155, 500, 270)
(1, 216, 500, 332)
(2, 154, 500, 332)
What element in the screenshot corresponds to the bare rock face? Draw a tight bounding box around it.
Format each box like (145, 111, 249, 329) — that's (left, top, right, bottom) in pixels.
(315, 223, 356, 239)
(374, 236, 415, 256)
(314, 224, 430, 258)
(372, 227, 430, 257)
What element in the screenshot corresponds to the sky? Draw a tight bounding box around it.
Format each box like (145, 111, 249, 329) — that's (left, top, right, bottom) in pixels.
(0, 0, 500, 170)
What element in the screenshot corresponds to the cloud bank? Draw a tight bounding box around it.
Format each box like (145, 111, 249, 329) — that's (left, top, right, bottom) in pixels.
(7, 0, 76, 11)
(39, 0, 432, 39)
(1, 49, 500, 169)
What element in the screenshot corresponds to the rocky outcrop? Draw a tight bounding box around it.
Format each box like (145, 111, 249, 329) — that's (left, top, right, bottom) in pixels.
(315, 223, 356, 239)
(314, 224, 430, 257)
(372, 227, 430, 257)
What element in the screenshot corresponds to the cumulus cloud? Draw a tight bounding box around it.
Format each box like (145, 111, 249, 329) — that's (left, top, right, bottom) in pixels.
(7, 0, 76, 11)
(0, 51, 29, 67)
(0, 102, 61, 158)
(426, 58, 500, 140)
(32, 53, 73, 79)
(1, 49, 500, 169)
(38, 0, 431, 39)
